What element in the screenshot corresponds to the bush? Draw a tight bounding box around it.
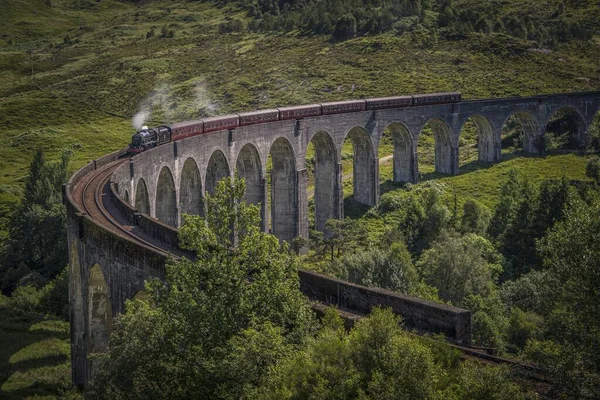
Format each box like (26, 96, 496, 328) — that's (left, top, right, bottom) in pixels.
(334, 242, 418, 293)
(586, 156, 600, 184)
(332, 14, 357, 40)
(506, 307, 543, 352)
(459, 199, 491, 235)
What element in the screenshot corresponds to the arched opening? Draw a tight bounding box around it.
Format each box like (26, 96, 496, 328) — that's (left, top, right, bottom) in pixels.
(135, 178, 150, 215)
(458, 115, 497, 166)
(268, 137, 297, 243)
(343, 127, 376, 206)
(87, 264, 112, 355)
(307, 131, 339, 233)
(236, 144, 263, 206)
(380, 123, 415, 184)
(155, 167, 177, 227)
(124, 190, 130, 205)
(418, 118, 453, 177)
(179, 158, 203, 219)
(501, 112, 539, 154)
(206, 150, 230, 196)
(544, 108, 586, 152)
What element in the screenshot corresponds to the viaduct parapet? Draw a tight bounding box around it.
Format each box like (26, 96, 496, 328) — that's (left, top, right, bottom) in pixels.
(65, 91, 600, 387)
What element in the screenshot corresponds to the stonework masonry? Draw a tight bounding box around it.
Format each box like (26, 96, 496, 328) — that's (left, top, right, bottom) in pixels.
(66, 91, 600, 388)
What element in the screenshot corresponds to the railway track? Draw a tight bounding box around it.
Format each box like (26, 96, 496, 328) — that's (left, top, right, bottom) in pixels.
(74, 158, 175, 257)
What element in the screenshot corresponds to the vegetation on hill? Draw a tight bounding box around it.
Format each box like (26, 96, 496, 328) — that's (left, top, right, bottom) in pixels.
(0, 0, 599, 397)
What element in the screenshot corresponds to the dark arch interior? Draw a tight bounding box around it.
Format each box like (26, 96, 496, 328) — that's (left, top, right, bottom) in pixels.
(155, 167, 177, 227)
(88, 264, 112, 354)
(206, 150, 230, 196)
(501, 112, 539, 154)
(268, 138, 297, 243)
(459, 115, 497, 166)
(343, 127, 376, 206)
(308, 131, 339, 232)
(236, 144, 263, 206)
(124, 190, 130, 204)
(544, 108, 586, 151)
(418, 119, 453, 177)
(179, 158, 204, 219)
(381, 123, 414, 184)
(135, 179, 150, 215)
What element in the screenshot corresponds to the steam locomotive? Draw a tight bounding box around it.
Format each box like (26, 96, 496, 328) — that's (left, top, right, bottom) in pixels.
(128, 92, 461, 154)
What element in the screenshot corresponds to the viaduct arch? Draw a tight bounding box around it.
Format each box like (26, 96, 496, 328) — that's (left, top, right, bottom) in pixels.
(65, 91, 600, 388)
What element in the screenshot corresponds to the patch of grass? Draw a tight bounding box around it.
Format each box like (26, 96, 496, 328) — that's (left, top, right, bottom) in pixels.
(0, 0, 595, 233)
(0, 308, 80, 399)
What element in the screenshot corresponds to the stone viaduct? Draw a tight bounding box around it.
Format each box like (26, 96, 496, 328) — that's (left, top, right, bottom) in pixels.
(65, 91, 600, 387)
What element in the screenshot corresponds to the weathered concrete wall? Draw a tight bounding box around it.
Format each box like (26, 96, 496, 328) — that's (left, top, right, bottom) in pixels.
(298, 269, 472, 346)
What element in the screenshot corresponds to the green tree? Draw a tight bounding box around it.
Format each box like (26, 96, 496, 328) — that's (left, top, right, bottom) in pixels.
(586, 156, 600, 184)
(332, 14, 357, 40)
(459, 198, 491, 235)
(333, 242, 418, 293)
(89, 177, 315, 399)
(256, 308, 441, 400)
(417, 231, 503, 306)
(1, 148, 70, 293)
(538, 197, 600, 370)
(317, 218, 368, 260)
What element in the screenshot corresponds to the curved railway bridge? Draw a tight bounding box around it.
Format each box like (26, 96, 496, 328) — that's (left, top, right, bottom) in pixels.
(65, 91, 600, 387)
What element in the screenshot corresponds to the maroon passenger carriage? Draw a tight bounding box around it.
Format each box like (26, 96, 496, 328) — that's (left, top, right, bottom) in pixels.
(128, 92, 462, 154)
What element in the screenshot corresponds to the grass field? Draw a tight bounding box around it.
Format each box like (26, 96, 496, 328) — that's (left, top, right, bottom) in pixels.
(1, 0, 600, 230)
(0, 309, 79, 399)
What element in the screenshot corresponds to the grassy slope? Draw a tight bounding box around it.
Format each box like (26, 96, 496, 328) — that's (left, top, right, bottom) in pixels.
(0, 309, 78, 399)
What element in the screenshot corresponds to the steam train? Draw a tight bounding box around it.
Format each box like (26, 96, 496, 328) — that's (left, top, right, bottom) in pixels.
(128, 92, 461, 154)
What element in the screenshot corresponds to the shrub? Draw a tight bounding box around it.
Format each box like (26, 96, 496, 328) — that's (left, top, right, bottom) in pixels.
(586, 156, 600, 184)
(506, 307, 543, 352)
(332, 14, 357, 40)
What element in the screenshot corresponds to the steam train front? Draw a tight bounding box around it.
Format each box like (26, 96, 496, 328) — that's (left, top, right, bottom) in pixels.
(128, 125, 172, 155)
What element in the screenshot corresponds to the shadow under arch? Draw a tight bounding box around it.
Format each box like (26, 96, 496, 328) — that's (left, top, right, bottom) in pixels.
(544, 107, 587, 150)
(135, 178, 150, 215)
(419, 118, 453, 176)
(268, 137, 297, 243)
(236, 143, 263, 206)
(344, 126, 376, 206)
(132, 290, 152, 304)
(383, 122, 415, 184)
(206, 149, 230, 196)
(501, 111, 539, 154)
(87, 264, 112, 355)
(459, 114, 498, 163)
(155, 166, 177, 227)
(309, 131, 339, 232)
(179, 157, 204, 218)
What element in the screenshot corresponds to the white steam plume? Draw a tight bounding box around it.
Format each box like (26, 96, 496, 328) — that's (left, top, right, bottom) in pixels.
(132, 110, 150, 130)
(193, 81, 219, 116)
(132, 80, 218, 130)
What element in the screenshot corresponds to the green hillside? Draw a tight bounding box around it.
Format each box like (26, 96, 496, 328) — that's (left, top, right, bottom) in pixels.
(1, 0, 600, 397)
